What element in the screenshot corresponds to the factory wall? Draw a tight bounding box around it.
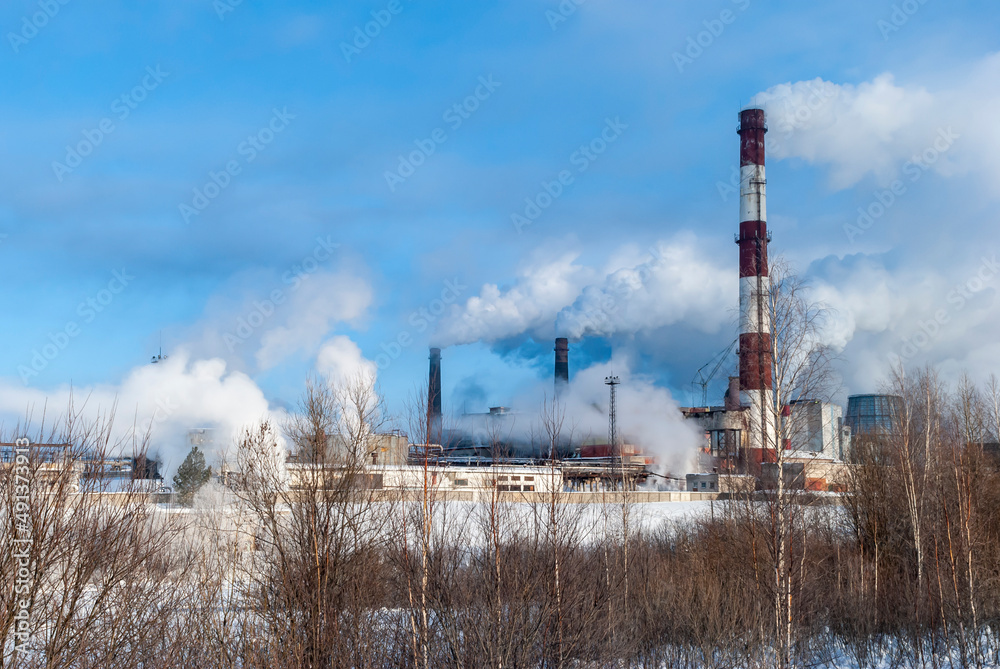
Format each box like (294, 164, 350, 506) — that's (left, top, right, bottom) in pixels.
(381, 464, 562, 494)
(788, 400, 850, 460)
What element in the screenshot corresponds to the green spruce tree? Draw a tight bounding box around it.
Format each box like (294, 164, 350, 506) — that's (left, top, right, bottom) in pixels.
(172, 446, 212, 506)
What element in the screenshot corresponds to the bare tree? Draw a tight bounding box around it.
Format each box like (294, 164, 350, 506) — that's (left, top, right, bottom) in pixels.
(0, 406, 188, 668)
(228, 375, 394, 668)
(743, 258, 837, 667)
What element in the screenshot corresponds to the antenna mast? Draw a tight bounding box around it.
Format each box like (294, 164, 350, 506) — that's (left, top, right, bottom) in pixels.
(151, 332, 168, 364)
(605, 375, 620, 457)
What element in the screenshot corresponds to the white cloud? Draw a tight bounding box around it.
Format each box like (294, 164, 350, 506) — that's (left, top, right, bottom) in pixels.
(754, 53, 1000, 192)
(808, 257, 913, 350)
(804, 251, 1000, 390)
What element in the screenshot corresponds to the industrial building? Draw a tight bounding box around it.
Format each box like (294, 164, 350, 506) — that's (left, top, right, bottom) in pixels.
(1, 442, 170, 494)
(413, 335, 657, 492)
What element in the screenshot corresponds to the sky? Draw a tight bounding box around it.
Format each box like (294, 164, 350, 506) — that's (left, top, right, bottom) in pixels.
(1, 0, 998, 467)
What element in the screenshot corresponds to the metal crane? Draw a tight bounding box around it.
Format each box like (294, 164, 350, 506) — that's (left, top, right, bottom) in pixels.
(691, 338, 737, 407)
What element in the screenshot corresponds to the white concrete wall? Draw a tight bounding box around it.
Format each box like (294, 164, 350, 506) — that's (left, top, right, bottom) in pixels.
(380, 465, 562, 494)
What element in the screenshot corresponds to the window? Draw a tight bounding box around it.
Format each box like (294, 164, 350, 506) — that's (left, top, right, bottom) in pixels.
(524, 476, 534, 481)
(498, 476, 508, 482)
(524, 485, 535, 492)
(511, 476, 520, 481)
(701, 482, 707, 489)
(455, 479, 468, 487)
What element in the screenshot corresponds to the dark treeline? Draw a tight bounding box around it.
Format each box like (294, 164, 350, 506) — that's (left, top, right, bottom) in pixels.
(4, 369, 1000, 668)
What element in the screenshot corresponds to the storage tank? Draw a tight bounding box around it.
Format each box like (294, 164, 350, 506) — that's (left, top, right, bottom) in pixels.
(844, 394, 902, 436)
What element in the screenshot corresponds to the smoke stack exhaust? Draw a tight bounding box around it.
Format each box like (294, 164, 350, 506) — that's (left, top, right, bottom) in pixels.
(724, 376, 741, 411)
(428, 347, 442, 444)
(554, 338, 569, 396)
(736, 108, 776, 455)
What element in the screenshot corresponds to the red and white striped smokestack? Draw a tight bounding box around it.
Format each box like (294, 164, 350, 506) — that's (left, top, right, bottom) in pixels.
(736, 108, 776, 455)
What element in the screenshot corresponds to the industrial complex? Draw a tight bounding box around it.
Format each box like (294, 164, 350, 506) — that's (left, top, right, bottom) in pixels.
(7, 108, 905, 501)
(373, 108, 903, 498)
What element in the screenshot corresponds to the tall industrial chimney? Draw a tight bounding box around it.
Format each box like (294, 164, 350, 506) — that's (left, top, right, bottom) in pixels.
(554, 338, 569, 396)
(736, 108, 776, 457)
(428, 347, 442, 444)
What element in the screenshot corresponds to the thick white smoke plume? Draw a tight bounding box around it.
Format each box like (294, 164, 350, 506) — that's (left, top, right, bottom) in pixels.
(436, 234, 734, 346)
(555, 236, 733, 339)
(174, 257, 373, 375)
(0, 247, 383, 480)
(554, 356, 703, 476)
(0, 350, 283, 477)
(452, 353, 702, 477)
(0, 257, 380, 477)
(255, 271, 372, 370)
(434, 252, 595, 346)
(316, 335, 377, 388)
(0, 333, 387, 478)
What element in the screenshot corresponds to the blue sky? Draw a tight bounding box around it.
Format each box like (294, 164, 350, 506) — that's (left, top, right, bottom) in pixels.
(1, 0, 999, 446)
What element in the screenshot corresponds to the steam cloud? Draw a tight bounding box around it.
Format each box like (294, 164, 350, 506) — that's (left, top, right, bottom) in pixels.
(436, 234, 733, 347)
(552, 356, 703, 476)
(451, 353, 703, 478)
(316, 335, 378, 387)
(0, 350, 281, 476)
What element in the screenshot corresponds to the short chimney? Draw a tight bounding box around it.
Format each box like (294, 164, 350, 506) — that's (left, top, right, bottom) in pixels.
(428, 348, 443, 444)
(554, 338, 569, 396)
(724, 376, 741, 411)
